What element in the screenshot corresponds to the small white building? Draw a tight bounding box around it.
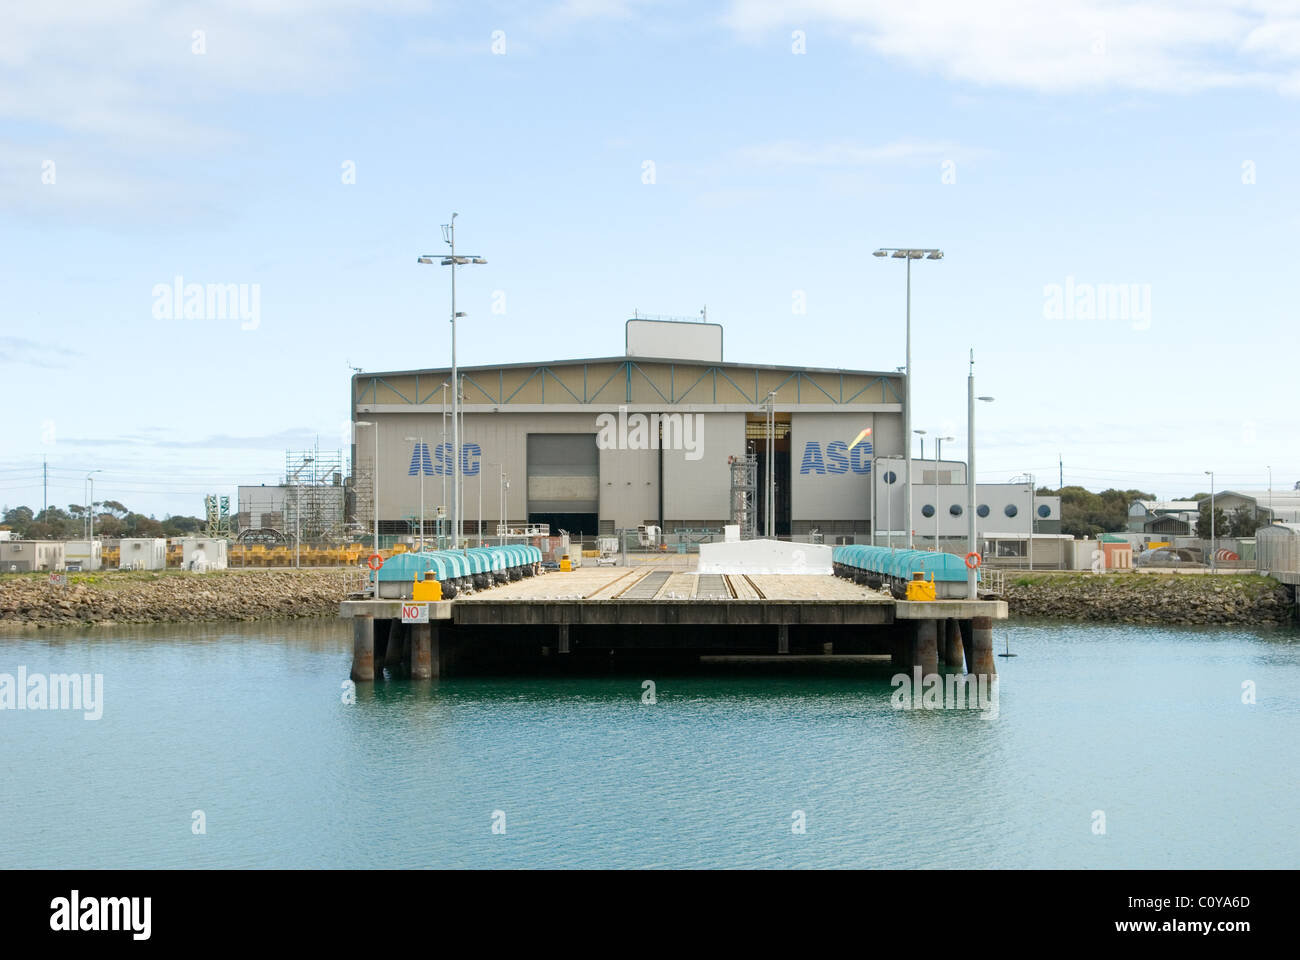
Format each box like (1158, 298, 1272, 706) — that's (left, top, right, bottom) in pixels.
(181, 538, 228, 571)
(1, 540, 66, 572)
(697, 538, 833, 575)
(118, 537, 168, 570)
(65, 540, 103, 572)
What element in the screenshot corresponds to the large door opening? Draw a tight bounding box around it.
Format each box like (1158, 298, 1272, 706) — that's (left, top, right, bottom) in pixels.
(526, 512, 599, 537)
(745, 415, 791, 537)
(526, 434, 600, 538)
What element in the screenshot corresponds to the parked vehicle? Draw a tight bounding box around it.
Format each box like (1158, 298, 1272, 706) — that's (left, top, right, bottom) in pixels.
(1134, 547, 1202, 568)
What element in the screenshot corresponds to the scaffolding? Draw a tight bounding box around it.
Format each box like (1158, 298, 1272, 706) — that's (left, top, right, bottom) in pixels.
(283, 447, 346, 543)
(202, 495, 231, 538)
(348, 460, 373, 541)
(729, 453, 758, 540)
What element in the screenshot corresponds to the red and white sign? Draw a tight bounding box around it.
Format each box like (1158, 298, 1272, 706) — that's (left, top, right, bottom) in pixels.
(401, 603, 429, 624)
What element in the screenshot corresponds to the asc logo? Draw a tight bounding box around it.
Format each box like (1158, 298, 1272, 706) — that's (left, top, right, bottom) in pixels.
(409, 441, 481, 476)
(799, 440, 872, 475)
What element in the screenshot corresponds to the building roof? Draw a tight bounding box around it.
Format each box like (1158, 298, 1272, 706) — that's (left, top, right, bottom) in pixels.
(360, 354, 901, 381)
(1133, 499, 1200, 514)
(354, 355, 904, 409)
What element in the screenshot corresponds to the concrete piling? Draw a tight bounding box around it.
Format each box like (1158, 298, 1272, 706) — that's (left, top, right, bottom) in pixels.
(945, 619, 964, 670)
(912, 620, 939, 678)
(411, 623, 432, 680)
(777, 623, 789, 654)
(351, 615, 375, 682)
(384, 622, 405, 671)
(969, 616, 996, 676)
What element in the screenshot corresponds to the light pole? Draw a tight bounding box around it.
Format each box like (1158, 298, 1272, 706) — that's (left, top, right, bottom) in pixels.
(355, 421, 379, 558)
(912, 429, 926, 543)
(500, 471, 509, 538)
(85, 470, 102, 545)
(934, 435, 955, 549)
(440, 381, 448, 543)
(764, 391, 776, 537)
(1012, 473, 1035, 569)
(418, 215, 487, 550)
(1206, 470, 1216, 573)
(967, 350, 994, 599)
(1027, 473, 1035, 570)
(874, 246, 943, 548)
(83, 468, 100, 541)
(886, 465, 893, 551)
(289, 457, 314, 567)
(405, 436, 425, 551)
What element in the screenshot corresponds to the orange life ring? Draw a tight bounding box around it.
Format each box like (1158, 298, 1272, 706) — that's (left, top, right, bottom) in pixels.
(964, 551, 982, 570)
(367, 553, 384, 571)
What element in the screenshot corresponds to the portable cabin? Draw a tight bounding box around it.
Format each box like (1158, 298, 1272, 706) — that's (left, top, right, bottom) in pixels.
(119, 538, 168, 570)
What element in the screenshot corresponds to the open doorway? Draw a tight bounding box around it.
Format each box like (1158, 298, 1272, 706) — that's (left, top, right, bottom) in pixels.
(745, 414, 791, 537)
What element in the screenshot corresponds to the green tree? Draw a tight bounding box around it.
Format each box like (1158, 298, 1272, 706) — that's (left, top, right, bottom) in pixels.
(1052, 486, 1155, 538)
(1195, 500, 1229, 539)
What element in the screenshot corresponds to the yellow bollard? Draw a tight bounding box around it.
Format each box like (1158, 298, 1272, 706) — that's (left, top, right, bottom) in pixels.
(412, 576, 442, 601)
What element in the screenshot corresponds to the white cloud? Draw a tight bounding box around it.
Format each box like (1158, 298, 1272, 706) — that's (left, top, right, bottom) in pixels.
(724, 0, 1300, 95)
(0, 1, 429, 147)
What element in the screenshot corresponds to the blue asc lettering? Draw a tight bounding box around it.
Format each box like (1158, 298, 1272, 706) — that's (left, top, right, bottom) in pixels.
(410, 441, 480, 476)
(800, 440, 872, 475)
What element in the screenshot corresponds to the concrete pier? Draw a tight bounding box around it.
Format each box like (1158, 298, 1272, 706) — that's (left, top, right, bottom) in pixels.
(410, 624, 432, 680)
(912, 620, 939, 677)
(944, 619, 964, 668)
(350, 614, 375, 682)
(968, 615, 996, 676)
(341, 567, 1007, 680)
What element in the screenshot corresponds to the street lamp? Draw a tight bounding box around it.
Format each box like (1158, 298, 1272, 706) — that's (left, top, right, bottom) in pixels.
(404, 436, 425, 551)
(763, 391, 776, 537)
(500, 471, 510, 538)
(967, 349, 994, 599)
(933, 435, 955, 549)
(1206, 470, 1216, 573)
(418, 213, 487, 549)
(355, 421, 379, 563)
(875, 246, 943, 548)
(485, 462, 505, 546)
(440, 381, 449, 543)
(85, 470, 102, 551)
(289, 457, 314, 568)
(912, 429, 926, 544)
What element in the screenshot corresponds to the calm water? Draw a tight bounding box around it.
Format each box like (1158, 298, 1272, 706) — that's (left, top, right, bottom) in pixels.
(2, 617, 1297, 869)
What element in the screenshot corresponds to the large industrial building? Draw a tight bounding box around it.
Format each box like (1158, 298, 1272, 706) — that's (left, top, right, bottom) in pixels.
(350, 319, 1056, 544)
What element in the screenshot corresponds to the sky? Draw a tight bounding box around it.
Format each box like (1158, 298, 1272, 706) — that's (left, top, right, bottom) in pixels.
(2, 0, 1299, 519)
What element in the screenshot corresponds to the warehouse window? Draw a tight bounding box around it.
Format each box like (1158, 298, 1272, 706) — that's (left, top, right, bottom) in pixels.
(1004, 504, 1018, 518)
(977, 504, 990, 518)
(921, 504, 935, 518)
(949, 504, 963, 516)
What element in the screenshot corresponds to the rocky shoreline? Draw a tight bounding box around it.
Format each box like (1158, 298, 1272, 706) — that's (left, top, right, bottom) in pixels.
(1002, 572, 1296, 626)
(0, 569, 359, 629)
